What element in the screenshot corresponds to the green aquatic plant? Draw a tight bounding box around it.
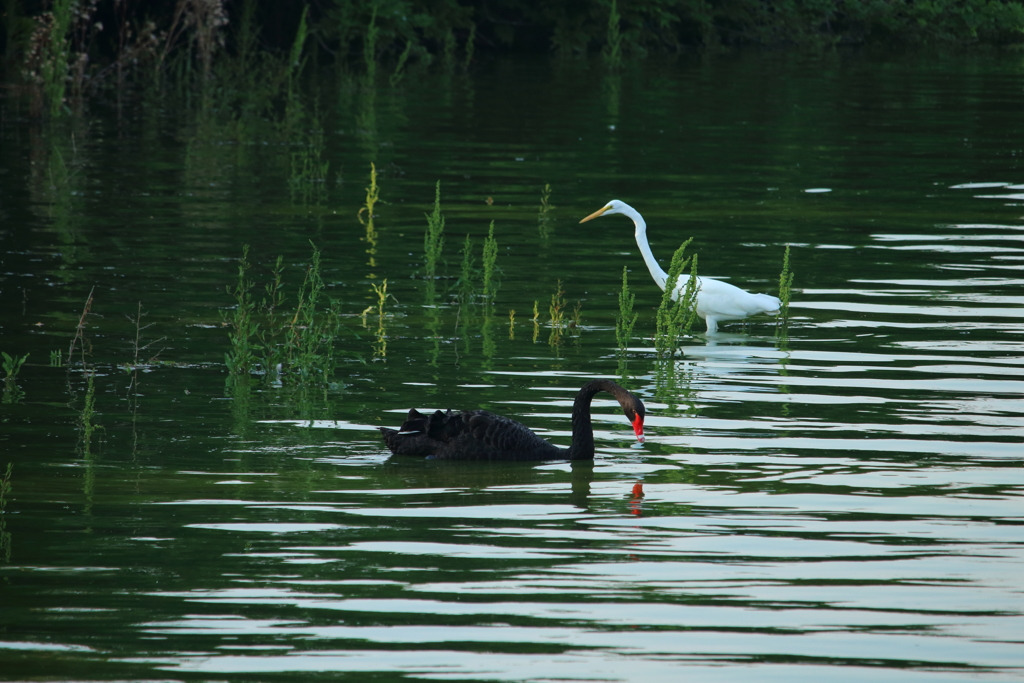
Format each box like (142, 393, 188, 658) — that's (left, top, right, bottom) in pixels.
(538, 183, 554, 237)
(0, 462, 11, 562)
(457, 233, 476, 306)
(40, 0, 73, 117)
(655, 241, 699, 358)
(49, 350, 62, 367)
(549, 279, 567, 347)
(389, 39, 413, 86)
(463, 22, 476, 70)
(616, 267, 639, 353)
(289, 100, 329, 204)
(777, 245, 795, 333)
(423, 181, 445, 279)
(361, 278, 390, 359)
(532, 300, 540, 343)
(224, 245, 258, 376)
(603, 0, 624, 69)
(2, 352, 28, 382)
(363, 1, 380, 79)
(482, 221, 499, 303)
(508, 309, 515, 340)
(360, 163, 381, 268)
(226, 243, 351, 386)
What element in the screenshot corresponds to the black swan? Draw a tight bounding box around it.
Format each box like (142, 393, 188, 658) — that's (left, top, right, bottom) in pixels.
(379, 379, 646, 461)
(579, 199, 781, 333)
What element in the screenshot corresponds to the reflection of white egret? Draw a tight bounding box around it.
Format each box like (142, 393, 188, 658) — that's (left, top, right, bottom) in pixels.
(581, 199, 782, 333)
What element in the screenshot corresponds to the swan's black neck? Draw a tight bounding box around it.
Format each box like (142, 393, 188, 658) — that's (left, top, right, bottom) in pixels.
(567, 379, 635, 460)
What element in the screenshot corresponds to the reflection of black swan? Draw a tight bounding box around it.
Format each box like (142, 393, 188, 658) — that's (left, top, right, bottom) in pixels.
(380, 379, 646, 461)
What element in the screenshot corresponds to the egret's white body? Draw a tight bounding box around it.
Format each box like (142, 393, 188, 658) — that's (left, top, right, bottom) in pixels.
(581, 199, 781, 334)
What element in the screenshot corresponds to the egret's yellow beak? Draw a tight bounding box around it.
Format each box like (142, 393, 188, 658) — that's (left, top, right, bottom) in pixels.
(579, 205, 612, 224)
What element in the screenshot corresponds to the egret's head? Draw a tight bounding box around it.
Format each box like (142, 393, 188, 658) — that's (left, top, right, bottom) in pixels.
(579, 199, 626, 223)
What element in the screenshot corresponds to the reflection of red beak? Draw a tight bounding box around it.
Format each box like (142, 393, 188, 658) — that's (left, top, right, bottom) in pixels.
(632, 414, 645, 443)
(631, 482, 644, 498)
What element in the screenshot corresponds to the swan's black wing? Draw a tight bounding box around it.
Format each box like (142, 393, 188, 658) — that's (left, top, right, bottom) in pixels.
(381, 408, 565, 460)
(433, 410, 565, 460)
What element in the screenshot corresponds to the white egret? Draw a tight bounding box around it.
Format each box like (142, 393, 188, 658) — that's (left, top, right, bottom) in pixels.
(580, 199, 781, 333)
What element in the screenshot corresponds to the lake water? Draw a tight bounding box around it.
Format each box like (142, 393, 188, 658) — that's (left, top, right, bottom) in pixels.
(1, 51, 1023, 681)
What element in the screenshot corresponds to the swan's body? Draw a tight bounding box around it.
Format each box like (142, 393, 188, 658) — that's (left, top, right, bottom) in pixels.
(380, 379, 645, 461)
(580, 200, 781, 333)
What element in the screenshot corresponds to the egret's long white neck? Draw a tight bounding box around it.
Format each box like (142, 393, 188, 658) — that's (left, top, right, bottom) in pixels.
(620, 203, 668, 290)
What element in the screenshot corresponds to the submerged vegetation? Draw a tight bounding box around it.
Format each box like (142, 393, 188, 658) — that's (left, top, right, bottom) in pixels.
(4, 0, 1021, 119)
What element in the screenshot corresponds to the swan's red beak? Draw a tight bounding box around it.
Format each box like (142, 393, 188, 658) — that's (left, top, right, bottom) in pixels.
(632, 414, 645, 443)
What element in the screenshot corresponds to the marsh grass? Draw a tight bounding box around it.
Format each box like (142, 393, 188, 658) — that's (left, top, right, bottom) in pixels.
(655, 240, 699, 358)
(776, 245, 795, 334)
(532, 300, 540, 343)
(508, 309, 515, 339)
(616, 266, 638, 353)
(423, 181, 445, 279)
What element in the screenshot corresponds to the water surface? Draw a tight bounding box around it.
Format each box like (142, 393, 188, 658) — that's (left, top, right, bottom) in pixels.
(1, 51, 1022, 681)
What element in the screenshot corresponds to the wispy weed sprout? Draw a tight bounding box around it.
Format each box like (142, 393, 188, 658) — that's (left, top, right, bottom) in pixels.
(616, 267, 638, 352)
(423, 181, 445, 279)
